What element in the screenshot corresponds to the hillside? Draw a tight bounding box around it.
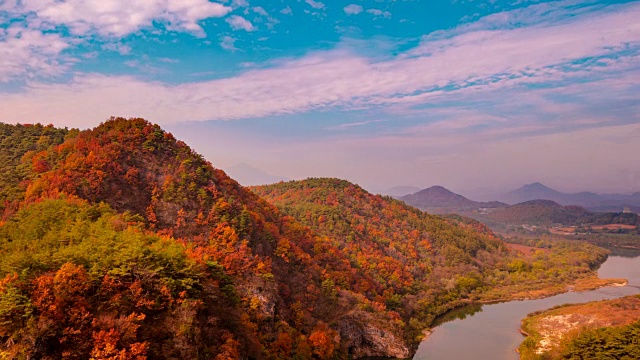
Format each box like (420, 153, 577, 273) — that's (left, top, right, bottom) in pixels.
(400, 185, 505, 213)
(0, 123, 69, 217)
(251, 179, 615, 315)
(0, 119, 619, 359)
(253, 179, 511, 315)
(0, 119, 413, 359)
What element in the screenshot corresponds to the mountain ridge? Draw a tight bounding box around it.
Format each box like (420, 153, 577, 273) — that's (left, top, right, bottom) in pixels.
(500, 182, 640, 210)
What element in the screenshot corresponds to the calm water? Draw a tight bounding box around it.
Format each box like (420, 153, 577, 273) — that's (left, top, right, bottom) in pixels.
(414, 248, 640, 360)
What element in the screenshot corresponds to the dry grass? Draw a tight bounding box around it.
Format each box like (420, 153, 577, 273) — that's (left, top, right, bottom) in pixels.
(572, 277, 627, 291)
(520, 295, 640, 357)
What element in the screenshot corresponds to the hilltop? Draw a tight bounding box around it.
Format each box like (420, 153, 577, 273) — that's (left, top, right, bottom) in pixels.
(400, 185, 505, 213)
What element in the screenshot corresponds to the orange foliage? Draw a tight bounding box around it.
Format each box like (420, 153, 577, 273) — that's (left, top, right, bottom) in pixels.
(309, 323, 337, 359)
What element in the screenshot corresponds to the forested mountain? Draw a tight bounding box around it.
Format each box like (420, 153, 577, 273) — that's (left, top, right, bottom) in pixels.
(400, 185, 505, 213)
(3, 119, 404, 359)
(252, 179, 511, 316)
(250, 179, 612, 316)
(0, 119, 614, 359)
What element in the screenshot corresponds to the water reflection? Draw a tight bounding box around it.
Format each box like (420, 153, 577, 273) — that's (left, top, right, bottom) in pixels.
(431, 303, 483, 327)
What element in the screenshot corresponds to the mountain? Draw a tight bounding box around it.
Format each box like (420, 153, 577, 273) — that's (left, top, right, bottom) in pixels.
(385, 185, 421, 198)
(225, 162, 289, 186)
(1, 118, 414, 359)
(500, 182, 640, 211)
(480, 199, 639, 227)
(502, 182, 566, 204)
(251, 178, 614, 323)
(251, 180, 511, 312)
(400, 185, 506, 213)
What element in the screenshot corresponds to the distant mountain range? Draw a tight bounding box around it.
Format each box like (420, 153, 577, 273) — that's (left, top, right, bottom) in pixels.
(499, 182, 640, 212)
(399, 185, 639, 228)
(483, 199, 638, 227)
(401, 186, 506, 213)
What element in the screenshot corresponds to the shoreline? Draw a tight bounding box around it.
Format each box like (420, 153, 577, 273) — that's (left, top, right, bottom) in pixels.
(476, 276, 628, 305)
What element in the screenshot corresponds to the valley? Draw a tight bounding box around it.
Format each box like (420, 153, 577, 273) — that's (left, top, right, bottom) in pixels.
(0, 118, 636, 359)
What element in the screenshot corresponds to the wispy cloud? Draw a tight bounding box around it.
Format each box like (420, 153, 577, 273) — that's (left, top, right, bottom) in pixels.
(367, 9, 391, 18)
(231, 0, 250, 8)
(329, 119, 387, 130)
(280, 6, 292, 15)
(305, 0, 325, 10)
(220, 35, 238, 51)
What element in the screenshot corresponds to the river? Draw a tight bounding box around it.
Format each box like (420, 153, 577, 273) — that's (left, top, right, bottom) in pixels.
(413, 247, 640, 359)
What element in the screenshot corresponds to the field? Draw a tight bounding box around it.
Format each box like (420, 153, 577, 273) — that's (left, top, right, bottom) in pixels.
(590, 224, 637, 231)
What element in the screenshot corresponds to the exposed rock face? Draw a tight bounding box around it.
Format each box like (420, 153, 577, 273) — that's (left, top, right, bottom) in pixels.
(337, 312, 411, 359)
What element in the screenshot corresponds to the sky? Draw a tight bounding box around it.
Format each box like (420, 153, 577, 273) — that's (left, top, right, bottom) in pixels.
(1, 0, 639, 196)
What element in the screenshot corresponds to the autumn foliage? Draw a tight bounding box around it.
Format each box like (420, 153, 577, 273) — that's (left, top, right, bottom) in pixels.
(0, 118, 611, 359)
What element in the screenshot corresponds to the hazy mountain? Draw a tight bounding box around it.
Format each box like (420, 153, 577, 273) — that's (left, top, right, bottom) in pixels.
(386, 185, 421, 198)
(225, 162, 289, 186)
(500, 182, 640, 211)
(400, 185, 506, 213)
(482, 199, 639, 227)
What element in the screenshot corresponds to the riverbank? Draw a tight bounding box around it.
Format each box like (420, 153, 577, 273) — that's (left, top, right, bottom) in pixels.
(518, 295, 640, 359)
(477, 276, 628, 304)
(413, 247, 640, 360)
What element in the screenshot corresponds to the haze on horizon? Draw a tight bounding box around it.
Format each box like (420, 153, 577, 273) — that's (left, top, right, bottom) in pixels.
(1, 0, 639, 195)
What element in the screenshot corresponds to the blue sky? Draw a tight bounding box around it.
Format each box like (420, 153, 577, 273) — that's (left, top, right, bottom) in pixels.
(1, 0, 639, 195)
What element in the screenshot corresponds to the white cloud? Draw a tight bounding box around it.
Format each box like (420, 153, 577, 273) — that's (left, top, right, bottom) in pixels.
(226, 15, 254, 31)
(4, 0, 231, 37)
(305, 0, 325, 10)
(344, 4, 363, 15)
(0, 26, 70, 82)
